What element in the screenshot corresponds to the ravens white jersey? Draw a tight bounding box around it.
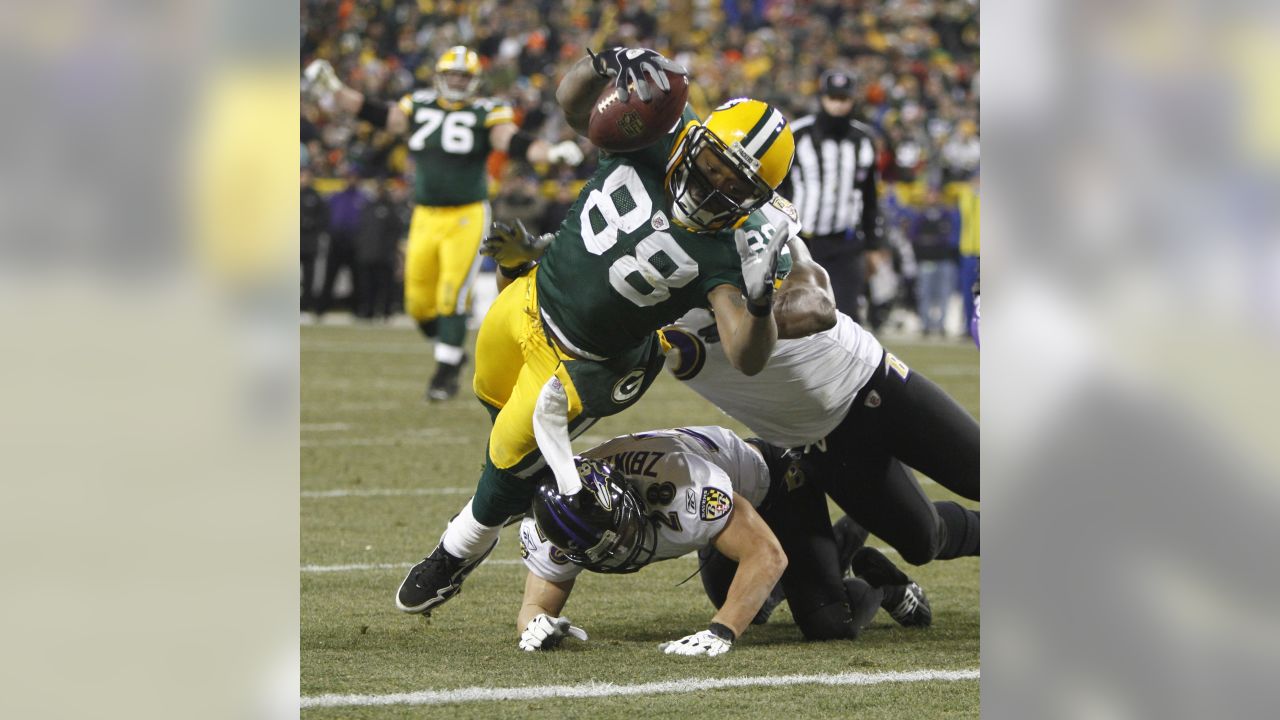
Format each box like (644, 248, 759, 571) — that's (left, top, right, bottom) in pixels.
(520, 426, 770, 583)
(664, 310, 884, 447)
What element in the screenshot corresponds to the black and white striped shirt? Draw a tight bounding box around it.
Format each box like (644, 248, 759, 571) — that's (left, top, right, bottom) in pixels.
(780, 115, 883, 246)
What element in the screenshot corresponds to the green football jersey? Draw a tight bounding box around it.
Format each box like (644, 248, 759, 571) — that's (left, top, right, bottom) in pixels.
(397, 90, 513, 207)
(536, 106, 793, 360)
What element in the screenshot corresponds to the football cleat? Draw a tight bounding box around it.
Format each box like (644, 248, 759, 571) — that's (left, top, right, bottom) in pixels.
(850, 546, 932, 628)
(395, 539, 496, 615)
(426, 354, 467, 402)
(883, 581, 932, 628)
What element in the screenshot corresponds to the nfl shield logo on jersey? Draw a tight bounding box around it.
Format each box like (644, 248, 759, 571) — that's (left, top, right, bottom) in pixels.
(699, 487, 733, 521)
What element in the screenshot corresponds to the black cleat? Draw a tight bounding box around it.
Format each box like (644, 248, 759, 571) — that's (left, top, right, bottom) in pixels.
(395, 540, 496, 615)
(851, 546, 932, 628)
(426, 354, 467, 402)
(881, 581, 932, 628)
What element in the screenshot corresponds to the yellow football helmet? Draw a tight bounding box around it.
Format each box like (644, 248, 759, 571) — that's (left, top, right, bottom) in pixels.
(434, 46, 481, 103)
(666, 98, 795, 232)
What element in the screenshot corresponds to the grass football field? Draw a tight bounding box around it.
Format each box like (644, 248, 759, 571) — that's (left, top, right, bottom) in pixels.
(301, 320, 980, 718)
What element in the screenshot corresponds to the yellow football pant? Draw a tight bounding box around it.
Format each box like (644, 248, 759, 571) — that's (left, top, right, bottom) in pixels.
(472, 268, 589, 475)
(403, 202, 488, 322)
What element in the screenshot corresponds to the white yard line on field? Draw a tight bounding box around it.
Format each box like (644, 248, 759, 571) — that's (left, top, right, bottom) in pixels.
(300, 668, 980, 708)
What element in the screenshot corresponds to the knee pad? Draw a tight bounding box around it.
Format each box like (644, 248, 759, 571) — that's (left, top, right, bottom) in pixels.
(794, 600, 860, 641)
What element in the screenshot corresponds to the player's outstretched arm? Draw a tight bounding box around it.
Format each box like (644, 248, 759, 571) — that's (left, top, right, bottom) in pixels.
(517, 571, 574, 631)
(660, 496, 786, 656)
(556, 55, 613, 137)
(490, 123, 585, 167)
(708, 285, 777, 376)
(302, 59, 409, 135)
(706, 496, 788, 638)
(516, 572, 586, 651)
(705, 224, 789, 375)
(773, 237, 837, 339)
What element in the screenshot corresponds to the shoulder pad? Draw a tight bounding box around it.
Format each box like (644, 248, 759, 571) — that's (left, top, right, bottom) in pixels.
(412, 88, 438, 104)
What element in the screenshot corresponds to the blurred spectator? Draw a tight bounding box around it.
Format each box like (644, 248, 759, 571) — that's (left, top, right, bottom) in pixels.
(942, 119, 980, 183)
(491, 174, 546, 234)
(901, 186, 960, 336)
(354, 181, 406, 320)
(953, 173, 981, 338)
(538, 179, 577, 236)
(301, 0, 980, 326)
(316, 171, 366, 317)
(300, 167, 328, 312)
(780, 70, 885, 323)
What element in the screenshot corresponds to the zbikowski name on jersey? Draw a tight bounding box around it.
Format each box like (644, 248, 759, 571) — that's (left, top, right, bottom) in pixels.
(519, 426, 771, 583)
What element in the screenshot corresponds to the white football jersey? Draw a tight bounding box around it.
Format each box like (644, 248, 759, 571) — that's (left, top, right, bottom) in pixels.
(664, 310, 884, 447)
(520, 426, 770, 583)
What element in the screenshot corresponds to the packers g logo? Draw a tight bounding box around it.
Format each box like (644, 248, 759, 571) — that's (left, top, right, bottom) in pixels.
(699, 487, 733, 521)
(611, 369, 646, 403)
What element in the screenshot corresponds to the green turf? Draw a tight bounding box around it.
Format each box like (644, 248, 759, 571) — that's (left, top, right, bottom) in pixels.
(302, 322, 980, 717)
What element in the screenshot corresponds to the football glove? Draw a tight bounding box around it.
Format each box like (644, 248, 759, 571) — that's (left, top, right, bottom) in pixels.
(302, 59, 343, 107)
(480, 220, 553, 270)
(519, 613, 589, 652)
(659, 629, 733, 657)
(547, 140, 585, 166)
(735, 221, 790, 317)
(587, 47, 687, 103)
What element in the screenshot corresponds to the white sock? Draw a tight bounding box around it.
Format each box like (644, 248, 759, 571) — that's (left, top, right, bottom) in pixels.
(439, 499, 501, 560)
(434, 343, 464, 365)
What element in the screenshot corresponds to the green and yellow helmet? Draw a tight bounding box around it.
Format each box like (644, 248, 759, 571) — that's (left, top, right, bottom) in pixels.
(434, 46, 481, 103)
(665, 98, 795, 232)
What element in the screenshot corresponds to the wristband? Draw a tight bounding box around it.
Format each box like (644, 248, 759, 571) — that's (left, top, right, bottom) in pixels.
(356, 99, 390, 127)
(507, 130, 535, 160)
(746, 299, 773, 318)
(499, 261, 535, 279)
(707, 622, 736, 643)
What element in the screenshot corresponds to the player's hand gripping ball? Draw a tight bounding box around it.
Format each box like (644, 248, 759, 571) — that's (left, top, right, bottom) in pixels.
(587, 48, 689, 152)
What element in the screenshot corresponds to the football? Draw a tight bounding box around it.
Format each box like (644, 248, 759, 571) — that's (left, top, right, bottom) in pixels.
(587, 68, 689, 152)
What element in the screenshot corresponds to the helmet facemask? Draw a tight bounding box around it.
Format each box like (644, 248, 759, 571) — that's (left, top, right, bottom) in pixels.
(435, 70, 479, 103)
(533, 459, 658, 574)
(668, 124, 775, 233)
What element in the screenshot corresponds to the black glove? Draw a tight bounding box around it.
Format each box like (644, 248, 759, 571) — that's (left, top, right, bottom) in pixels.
(587, 47, 687, 103)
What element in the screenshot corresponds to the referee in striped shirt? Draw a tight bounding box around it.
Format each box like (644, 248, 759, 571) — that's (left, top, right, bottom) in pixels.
(779, 71, 885, 322)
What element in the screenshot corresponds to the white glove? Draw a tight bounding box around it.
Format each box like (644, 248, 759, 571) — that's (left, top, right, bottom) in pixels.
(302, 59, 343, 107)
(659, 629, 733, 657)
(734, 221, 790, 316)
(547, 141, 585, 166)
(519, 613, 589, 652)
(480, 220, 554, 270)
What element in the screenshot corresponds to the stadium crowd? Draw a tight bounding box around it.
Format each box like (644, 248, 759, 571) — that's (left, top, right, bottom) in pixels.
(300, 0, 979, 336)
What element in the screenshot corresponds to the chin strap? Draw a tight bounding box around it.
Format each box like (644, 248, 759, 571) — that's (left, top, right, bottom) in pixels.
(532, 375, 582, 495)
